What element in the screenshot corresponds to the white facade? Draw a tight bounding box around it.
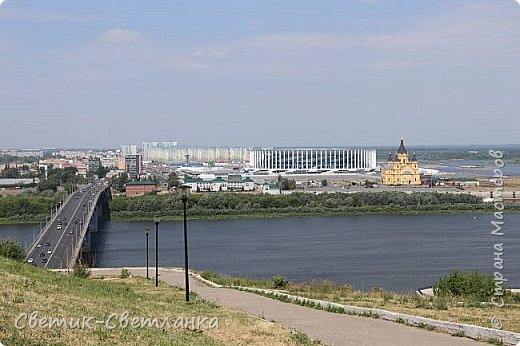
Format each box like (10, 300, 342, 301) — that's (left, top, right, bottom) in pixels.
(142, 141, 179, 161)
(184, 177, 255, 192)
(120, 145, 137, 157)
(142, 142, 250, 163)
(262, 183, 280, 195)
(249, 149, 377, 171)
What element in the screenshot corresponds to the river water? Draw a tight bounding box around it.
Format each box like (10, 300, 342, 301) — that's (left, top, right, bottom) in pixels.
(2, 214, 518, 292)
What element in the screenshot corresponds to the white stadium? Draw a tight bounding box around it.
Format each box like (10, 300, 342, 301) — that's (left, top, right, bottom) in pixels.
(249, 148, 377, 172)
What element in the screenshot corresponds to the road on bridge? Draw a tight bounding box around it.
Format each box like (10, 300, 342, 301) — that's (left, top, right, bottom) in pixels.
(27, 182, 105, 269)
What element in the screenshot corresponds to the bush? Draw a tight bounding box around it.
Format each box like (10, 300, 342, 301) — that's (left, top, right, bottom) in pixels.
(434, 297, 449, 310)
(0, 238, 26, 261)
(272, 275, 289, 290)
(120, 268, 131, 279)
(73, 263, 91, 278)
(434, 270, 495, 301)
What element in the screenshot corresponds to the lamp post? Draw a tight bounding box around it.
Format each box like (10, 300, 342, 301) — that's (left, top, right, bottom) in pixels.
(144, 228, 150, 279)
(179, 185, 192, 302)
(154, 216, 160, 287)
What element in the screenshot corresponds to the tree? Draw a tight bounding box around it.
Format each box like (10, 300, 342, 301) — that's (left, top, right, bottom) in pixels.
(93, 165, 110, 179)
(108, 172, 129, 193)
(38, 179, 59, 192)
(277, 176, 296, 191)
(167, 172, 180, 188)
(1, 166, 20, 179)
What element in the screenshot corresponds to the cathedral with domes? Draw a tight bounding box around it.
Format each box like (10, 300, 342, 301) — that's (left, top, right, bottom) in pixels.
(381, 138, 420, 185)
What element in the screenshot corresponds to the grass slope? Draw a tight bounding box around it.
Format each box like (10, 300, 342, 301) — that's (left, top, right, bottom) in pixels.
(0, 257, 318, 346)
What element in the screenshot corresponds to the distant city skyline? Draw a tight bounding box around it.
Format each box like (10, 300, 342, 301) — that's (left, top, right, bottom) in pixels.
(3, 142, 520, 151)
(1, 0, 519, 148)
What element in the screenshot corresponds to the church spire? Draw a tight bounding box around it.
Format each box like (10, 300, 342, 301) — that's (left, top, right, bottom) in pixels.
(397, 137, 407, 154)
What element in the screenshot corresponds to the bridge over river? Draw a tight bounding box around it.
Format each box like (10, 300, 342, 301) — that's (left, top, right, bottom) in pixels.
(25, 182, 111, 269)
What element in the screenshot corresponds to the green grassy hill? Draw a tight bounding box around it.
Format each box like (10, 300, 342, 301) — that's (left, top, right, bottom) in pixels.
(0, 257, 314, 345)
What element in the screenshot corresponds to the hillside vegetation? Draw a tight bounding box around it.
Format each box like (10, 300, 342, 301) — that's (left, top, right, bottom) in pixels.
(0, 257, 315, 345)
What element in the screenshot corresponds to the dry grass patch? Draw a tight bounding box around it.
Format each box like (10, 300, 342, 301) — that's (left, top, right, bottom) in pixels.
(0, 257, 317, 345)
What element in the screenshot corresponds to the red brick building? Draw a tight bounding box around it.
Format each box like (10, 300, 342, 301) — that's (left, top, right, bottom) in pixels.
(125, 181, 158, 197)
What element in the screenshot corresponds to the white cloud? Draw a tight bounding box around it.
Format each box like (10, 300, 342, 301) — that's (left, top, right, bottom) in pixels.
(98, 29, 144, 44)
(172, 0, 520, 75)
(0, 0, 7, 8)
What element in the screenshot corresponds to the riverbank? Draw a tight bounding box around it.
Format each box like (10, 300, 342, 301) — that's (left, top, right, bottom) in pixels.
(0, 219, 40, 225)
(1, 206, 518, 224)
(107, 191, 520, 222)
(107, 206, 518, 222)
(3, 190, 520, 224)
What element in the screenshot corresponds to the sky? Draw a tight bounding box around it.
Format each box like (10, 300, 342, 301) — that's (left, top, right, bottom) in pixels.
(0, 0, 519, 149)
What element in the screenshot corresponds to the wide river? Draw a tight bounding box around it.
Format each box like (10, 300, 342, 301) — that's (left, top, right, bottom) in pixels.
(1, 214, 519, 292)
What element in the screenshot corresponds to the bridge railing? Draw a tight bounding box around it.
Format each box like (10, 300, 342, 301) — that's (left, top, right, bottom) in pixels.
(68, 185, 110, 269)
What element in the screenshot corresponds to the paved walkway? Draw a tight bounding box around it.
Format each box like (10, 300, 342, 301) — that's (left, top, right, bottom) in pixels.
(91, 268, 479, 346)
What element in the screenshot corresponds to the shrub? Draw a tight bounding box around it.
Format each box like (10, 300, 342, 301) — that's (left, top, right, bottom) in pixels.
(434, 297, 449, 310)
(434, 270, 495, 301)
(73, 263, 91, 278)
(0, 238, 26, 261)
(272, 275, 289, 290)
(120, 268, 131, 279)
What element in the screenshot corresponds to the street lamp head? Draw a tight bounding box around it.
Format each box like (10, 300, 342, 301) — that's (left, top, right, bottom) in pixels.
(144, 228, 150, 236)
(179, 184, 191, 200)
(154, 216, 160, 225)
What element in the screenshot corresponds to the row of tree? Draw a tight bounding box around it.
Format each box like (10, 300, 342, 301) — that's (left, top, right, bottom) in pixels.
(0, 164, 40, 179)
(0, 195, 60, 219)
(109, 191, 491, 217)
(38, 167, 83, 192)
